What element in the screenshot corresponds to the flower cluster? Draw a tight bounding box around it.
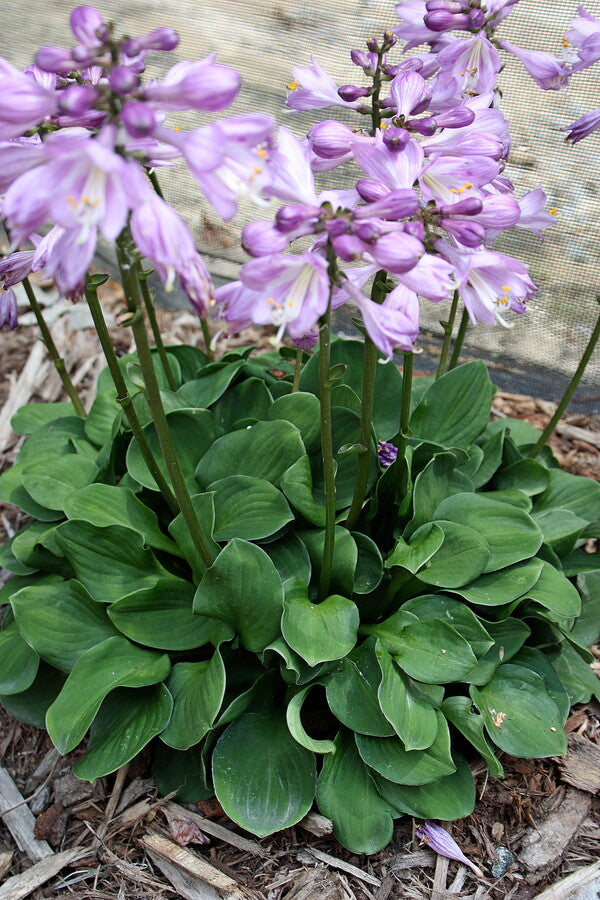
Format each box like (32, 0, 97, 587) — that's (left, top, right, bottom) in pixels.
(561, 6, 600, 142)
(0, 5, 275, 325)
(213, 2, 557, 355)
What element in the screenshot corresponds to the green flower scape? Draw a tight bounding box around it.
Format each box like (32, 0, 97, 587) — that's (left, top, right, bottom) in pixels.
(1, 340, 598, 854)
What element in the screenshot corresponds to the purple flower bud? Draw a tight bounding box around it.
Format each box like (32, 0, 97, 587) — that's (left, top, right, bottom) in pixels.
(338, 84, 370, 102)
(382, 31, 397, 50)
(121, 100, 158, 137)
(293, 331, 319, 351)
(366, 37, 379, 52)
(407, 116, 438, 136)
(356, 178, 390, 203)
(0, 288, 18, 329)
(382, 126, 411, 152)
(403, 220, 426, 240)
(378, 440, 398, 467)
(372, 232, 424, 274)
(309, 120, 355, 159)
(416, 823, 483, 878)
(276, 204, 321, 233)
(332, 233, 366, 261)
(136, 28, 180, 52)
(122, 38, 142, 58)
(71, 44, 99, 65)
(108, 65, 140, 94)
(425, 10, 470, 31)
(426, 0, 465, 10)
(350, 49, 371, 70)
(432, 106, 475, 129)
(353, 221, 380, 242)
(356, 188, 420, 221)
(325, 218, 351, 238)
(439, 197, 483, 216)
(241, 220, 290, 257)
(70, 6, 105, 46)
(35, 46, 75, 74)
(468, 9, 486, 29)
(441, 218, 486, 247)
(57, 84, 100, 116)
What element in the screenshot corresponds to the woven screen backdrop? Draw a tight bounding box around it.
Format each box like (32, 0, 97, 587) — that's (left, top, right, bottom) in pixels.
(1, 0, 600, 386)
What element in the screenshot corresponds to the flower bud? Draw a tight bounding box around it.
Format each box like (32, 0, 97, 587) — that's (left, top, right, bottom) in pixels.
(432, 106, 475, 128)
(325, 218, 351, 238)
(275, 204, 321, 233)
(136, 28, 179, 51)
(70, 6, 106, 46)
(426, 0, 464, 10)
(337, 84, 370, 102)
(356, 178, 390, 203)
(378, 440, 398, 467)
(382, 32, 397, 51)
(332, 234, 365, 261)
(350, 49, 371, 69)
(440, 218, 485, 246)
(241, 220, 290, 257)
(0, 288, 18, 329)
(356, 188, 419, 220)
(353, 221, 380, 242)
(382, 126, 411, 151)
(35, 46, 75, 73)
(108, 65, 140, 94)
(122, 38, 142, 58)
(371, 231, 424, 274)
(468, 9, 486, 29)
(293, 331, 319, 351)
(366, 37, 379, 52)
(57, 83, 100, 115)
(309, 120, 355, 159)
(71, 43, 99, 64)
(424, 10, 470, 31)
(403, 220, 426, 240)
(121, 100, 157, 137)
(439, 197, 483, 216)
(407, 116, 438, 136)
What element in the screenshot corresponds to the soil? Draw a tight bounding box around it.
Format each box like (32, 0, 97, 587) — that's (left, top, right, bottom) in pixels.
(0, 294, 599, 900)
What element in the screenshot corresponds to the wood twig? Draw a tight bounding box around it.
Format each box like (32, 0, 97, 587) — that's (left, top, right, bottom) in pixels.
(0, 848, 88, 900)
(139, 832, 245, 899)
(164, 801, 268, 858)
(0, 767, 53, 862)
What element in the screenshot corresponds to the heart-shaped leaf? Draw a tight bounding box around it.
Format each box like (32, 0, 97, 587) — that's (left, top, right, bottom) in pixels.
(355, 711, 455, 785)
(376, 644, 439, 750)
(209, 475, 293, 541)
(282, 579, 359, 666)
(161, 650, 226, 750)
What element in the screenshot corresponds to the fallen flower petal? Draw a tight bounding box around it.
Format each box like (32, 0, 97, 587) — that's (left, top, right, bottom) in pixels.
(416, 822, 484, 878)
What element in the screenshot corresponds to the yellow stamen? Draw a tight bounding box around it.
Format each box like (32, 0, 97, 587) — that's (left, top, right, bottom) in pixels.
(464, 182, 473, 190)
(174, 125, 181, 132)
(256, 147, 267, 159)
(548, 207, 557, 215)
(252, 166, 262, 175)
(288, 80, 299, 91)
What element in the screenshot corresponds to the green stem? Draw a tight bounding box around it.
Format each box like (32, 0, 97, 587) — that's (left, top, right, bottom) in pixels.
(200, 317, 214, 362)
(137, 266, 178, 391)
(448, 307, 469, 371)
(22, 277, 86, 417)
(387, 351, 414, 507)
(85, 283, 179, 514)
(317, 296, 336, 602)
(346, 271, 388, 530)
(292, 349, 303, 393)
(436, 290, 459, 379)
(530, 298, 600, 458)
(147, 168, 165, 200)
(116, 230, 216, 569)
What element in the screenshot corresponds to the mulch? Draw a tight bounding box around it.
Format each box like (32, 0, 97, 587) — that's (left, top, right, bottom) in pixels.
(0, 289, 599, 900)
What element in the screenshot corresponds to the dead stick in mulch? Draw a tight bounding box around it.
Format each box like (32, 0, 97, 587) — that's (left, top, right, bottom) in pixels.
(431, 854, 449, 900)
(0, 848, 89, 900)
(139, 832, 245, 899)
(0, 766, 53, 862)
(164, 801, 268, 858)
(532, 860, 600, 900)
(300, 847, 381, 888)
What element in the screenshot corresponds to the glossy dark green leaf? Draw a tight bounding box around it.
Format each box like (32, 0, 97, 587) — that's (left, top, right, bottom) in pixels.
(0, 662, 66, 729)
(401, 595, 494, 657)
(74, 684, 172, 781)
(264, 531, 311, 585)
(387, 523, 444, 573)
(298, 527, 357, 597)
(212, 377, 273, 431)
(11, 580, 120, 671)
(193, 539, 284, 652)
(177, 359, 246, 407)
(11, 402, 77, 435)
(411, 520, 490, 588)
(0, 620, 39, 694)
(46, 636, 170, 753)
(282, 578, 359, 666)
(213, 712, 316, 838)
(405, 452, 456, 538)
(534, 469, 600, 522)
(269, 392, 321, 454)
(356, 711, 454, 785)
(209, 475, 293, 541)
(326, 638, 394, 737)
(317, 731, 395, 855)
(375, 753, 476, 820)
(376, 644, 439, 750)
(161, 650, 226, 749)
(450, 559, 543, 607)
(494, 458, 549, 496)
(410, 362, 493, 449)
(519, 561, 581, 619)
(168, 493, 220, 582)
(511, 647, 570, 723)
(84, 390, 122, 446)
(353, 532, 384, 594)
(532, 509, 588, 557)
(390, 619, 478, 683)
(286, 686, 336, 754)
(280, 455, 326, 526)
(152, 743, 213, 803)
(441, 696, 504, 777)
(548, 642, 600, 704)
(463, 617, 530, 685)
(108, 579, 232, 650)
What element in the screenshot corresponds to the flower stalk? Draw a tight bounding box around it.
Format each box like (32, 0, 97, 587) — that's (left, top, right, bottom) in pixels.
(436, 289, 460, 378)
(530, 297, 600, 457)
(22, 277, 87, 417)
(317, 247, 338, 601)
(448, 307, 469, 370)
(292, 349, 303, 393)
(137, 265, 178, 391)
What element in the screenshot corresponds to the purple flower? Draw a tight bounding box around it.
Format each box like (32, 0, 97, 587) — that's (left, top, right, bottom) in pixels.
(0, 137, 46, 192)
(35, 46, 77, 74)
(0, 287, 18, 329)
(0, 60, 58, 139)
(388, 70, 429, 118)
(378, 440, 398, 467)
(242, 220, 293, 257)
(513, 187, 557, 235)
(353, 130, 425, 191)
(563, 107, 600, 143)
(286, 56, 363, 111)
(436, 36, 501, 96)
(143, 56, 241, 112)
(293, 331, 319, 351)
(416, 823, 483, 878)
(69, 6, 106, 47)
(0, 249, 36, 287)
(344, 278, 420, 356)
(371, 231, 425, 274)
(500, 41, 571, 90)
(309, 120, 356, 160)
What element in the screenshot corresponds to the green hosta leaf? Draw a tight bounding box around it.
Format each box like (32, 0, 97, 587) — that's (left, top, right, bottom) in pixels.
(450, 558, 543, 607)
(316, 730, 394, 854)
(0, 573, 62, 606)
(300, 336, 403, 440)
(410, 362, 493, 449)
(325, 638, 394, 737)
(518, 561, 581, 619)
(11, 402, 77, 435)
(152, 743, 213, 803)
(63, 483, 181, 556)
(195, 419, 305, 489)
(562, 549, 600, 577)
(213, 712, 316, 838)
(548, 643, 600, 704)
(387, 524, 444, 573)
(108, 579, 232, 650)
(54, 521, 168, 603)
(97, 351, 181, 395)
(161, 651, 226, 750)
(0, 620, 39, 694)
(411, 520, 490, 588)
(166, 344, 207, 381)
(457, 444, 484, 479)
(441, 697, 504, 777)
(298, 527, 357, 597)
(485, 417, 543, 448)
(401, 595, 494, 658)
(74, 684, 173, 781)
(0, 463, 64, 522)
(282, 579, 359, 666)
(10, 522, 63, 571)
(0, 534, 37, 575)
(353, 533, 384, 594)
(356, 711, 454, 785)
(11, 580, 120, 671)
(532, 509, 588, 558)
(193, 539, 284, 652)
(471, 429, 505, 489)
(264, 532, 311, 585)
(131, 388, 191, 428)
(46, 636, 170, 754)
(178, 359, 246, 407)
(209, 475, 293, 541)
(269, 392, 321, 454)
(388, 619, 477, 683)
(17, 416, 87, 464)
(572, 573, 600, 646)
(84, 390, 122, 446)
(463, 618, 530, 685)
(331, 383, 362, 416)
(280, 456, 326, 526)
(213, 377, 272, 431)
(127, 409, 220, 492)
(376, 644, 439, 750)
(286, 686, 336, 754)
(511, 647, 570, 723)
(470, 663, 567, 757)
(0, 662, 66, 729)
(375, 753, 475, 820)
(434, 493, 543, 573)
(476, 489, 532, 510)
(405, 452, 456, 538)
(494, 458, 549, 496)
(168, 493, 220, 583)
(534, 469, 600, 522)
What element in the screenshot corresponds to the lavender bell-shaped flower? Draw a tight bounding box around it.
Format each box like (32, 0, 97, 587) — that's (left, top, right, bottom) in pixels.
(416, 823, 484, 878)
(378, 440, 398, 467)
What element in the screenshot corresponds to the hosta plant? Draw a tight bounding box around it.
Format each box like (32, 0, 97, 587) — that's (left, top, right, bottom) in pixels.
(0, 1, 599, 856)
